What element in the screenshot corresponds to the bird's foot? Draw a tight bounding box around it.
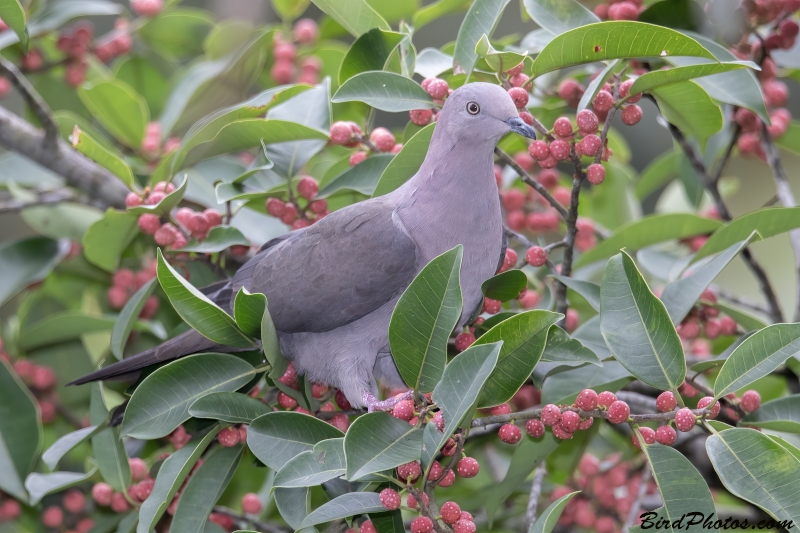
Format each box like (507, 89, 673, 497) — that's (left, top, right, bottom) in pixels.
(363, 390, 415, 413)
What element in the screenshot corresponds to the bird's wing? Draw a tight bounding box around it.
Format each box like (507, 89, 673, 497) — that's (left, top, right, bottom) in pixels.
(230, 197, 418, 333)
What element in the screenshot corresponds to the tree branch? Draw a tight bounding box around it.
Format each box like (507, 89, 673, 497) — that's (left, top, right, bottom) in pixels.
(494, 147, 569, 219)
(0, 188, 76, 213)
(470, 404, 711, 427)
(0, 56, 59, 145)
(525, 462, 547, 530)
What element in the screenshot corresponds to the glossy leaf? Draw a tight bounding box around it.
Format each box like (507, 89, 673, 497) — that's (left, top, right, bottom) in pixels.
(422, 342, 501, 469)
(138, 428, 220, 533)
(553, 276, 600, 312)
(540, 325, 602, 366)
(576, 213, 722, 267)
(693, 207, 800, 262)
(42, 425, 101, 471)
(630, 443, 718, 533)
(0, 1, 121, 49)
(0, 236, 65, 317)
(651, 80, 723, 146)
(0, 0, 28, 48)
(522, 0, 599, 37)
(311, 0, 389, 37)
(26, 469, 97, 506)
(707, 428, 800, 524)
(389, 245, 463, 393)
(635, 150, 678, 200)
(156, 249, 255, 348)
(171, 444, 243, 533)
(274, 438, 346, 488)
(339, 28, 404, 84)
(247, 412, 343, 470)
(541, 360, 632, 405)
(189, 392, 271, 424)
(482, 270, 528, 301)
(19, 312, 152, 351)
(274, 487, 311, 530)
(300, 492, 385, 528)
(776, 121, 800, 157)
(533, 21, 716, 77)
(138, 8, 213, 59)
(475, 34, 525, 73)
(414, 48, 453, 78)
(180, 226, 250, 254)
(372, 123, 435, 197)
(344, 413, 423, 480)
(91, 383, 130, 492)
(413, 0, 466, 29)
(318, 154, 394, 198)
(474, 310, 561, 407)
(111, 277, 158, 361)
(714, 324, 800, 399)
(332, 71, 434, 112)
(71, 126, 136, 190)
(529, 491, 581, 533)
(0, 360, 42, 501)
(453, 0, 511, 77)
(630, 61, 757, 95)
(121, 353, 255, 439)
(232, 288, 265, 338)
(78, 79, 149, 148)
(660, 234, 757, 324)
(600, 251, 686, 393)
(741, 395, 800, 432)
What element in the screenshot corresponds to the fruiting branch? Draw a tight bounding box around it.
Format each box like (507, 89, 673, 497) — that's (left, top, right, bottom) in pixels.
(0, 56, 59, 146)
(470, 404, 711, 427)
(494, 147, 569, 219)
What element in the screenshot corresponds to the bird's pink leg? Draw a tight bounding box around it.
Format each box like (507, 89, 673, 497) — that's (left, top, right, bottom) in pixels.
(363, 390, 415, 413)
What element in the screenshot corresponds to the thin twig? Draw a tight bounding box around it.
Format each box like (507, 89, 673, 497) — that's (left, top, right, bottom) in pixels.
(0, 56, 59, 146)
(0, 189, 76, 213)
(623, 465, 651, 533)
(526, 462, 547, 530)
(495, 147, 569, 219)
(713, 287, 770, 315)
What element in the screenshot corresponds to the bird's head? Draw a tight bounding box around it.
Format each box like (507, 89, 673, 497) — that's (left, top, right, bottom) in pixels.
(435, 82, 537, 143)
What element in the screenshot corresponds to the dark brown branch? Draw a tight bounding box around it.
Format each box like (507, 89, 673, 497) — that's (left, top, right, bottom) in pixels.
(0, 57, 59, 146)
(494, 147, 569, 219)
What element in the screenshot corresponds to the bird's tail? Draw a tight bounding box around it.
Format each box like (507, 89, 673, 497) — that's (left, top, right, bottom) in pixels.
(67, 328, 217, 385)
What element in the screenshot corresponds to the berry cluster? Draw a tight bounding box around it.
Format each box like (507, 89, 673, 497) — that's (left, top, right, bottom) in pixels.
(94, 18, 133, 63)
(106, 260, 161, 311)
(56, 22, 94, 87)
(593, 0, 645, 21)
(139, 122, 180, 160)
(668, 289, 741, 353)
(0, 492, 22, 524)
(269, 19, 321, 86)
(34, 490, 96, 532)
(329, 121, 403, 168)
(274, 363, 352, 432)
(7, 346, 59, 423)
(265, 175, 330, 230)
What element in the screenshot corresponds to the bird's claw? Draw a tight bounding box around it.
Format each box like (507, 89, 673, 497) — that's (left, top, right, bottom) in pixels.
(363, 390, 415, 413)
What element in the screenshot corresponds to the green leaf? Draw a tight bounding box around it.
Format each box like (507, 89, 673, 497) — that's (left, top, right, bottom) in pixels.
(156, 249, 255, 347)
(372, 123, 435, 197)
(0, 0, 27, 48)
(522, 0, 599, 37)
(272, 0, 311, 20)
(741, 395, 800, 432)
(776, 121, 800, 157)
(630, 61, 757, 95)
(600, 251, 685, 393)
(413, 0, 467, 29)
(260, 295, 287, 381)
(661, 233, 758, 324)
(481, 270, 528, 301)
(540, 325, 602, 366)
(422, 342, 501, 469)
(137, 428, 220, 533)
(576, 213, 722, 267)
(332, 71, 434, 112)
(706, 428, 800, 524)
(78, 79, 149, 148)
(713, 324, 800, 400)
(19, 312, 155, 351)
(541, 360, 631, 404)
(693, 207, 800, 262)
(713, 302, 768, 331)
(247, 412, 343, 471)
(630, 443, 717, 533)
(10, 183, 103, 242)
(475, 34, 526, 73)
(635, 150, 678, 200)
(414, 47, 454, 78)
(115, 56, 169, 117)
(121, 353, 255, 439)
(651, 80, 723, 146)
(26, 468, 97, 506)
(300, 492, 386, 528)
(389, 245, 463, 393)
(274, 438, 346, 488)
(91, 383, 130, 492)
(533, 21, 716, 77)
(128, 177, 188, 216)
(529, 491, 580, 533)
(453, 0, 511, 77)
(370, 509, 405, 533)
(474, 310, 561, 407)
(71, 126, 136, 190)
(0, 236, 64, 308)
(274, 487, 311, 530)
(344, 413, 423, 480)
(340, 28, 405, 84)
(42, 425, 101, 471)
(552, 276, 600, 312)
(232, 288, 265, 338)
(0, 359, 42, 502)
(318, 154, 394, 198)
(111, 278, 158, 361)
(311, 0, 389, 37)
(171, 444, 243, 533)
(180, 226, 250, 254)
(188, 391, 270, 424)
(138, 8, 213, 59)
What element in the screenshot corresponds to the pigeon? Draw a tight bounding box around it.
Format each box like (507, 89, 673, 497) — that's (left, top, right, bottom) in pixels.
(70, 82, 536, 411)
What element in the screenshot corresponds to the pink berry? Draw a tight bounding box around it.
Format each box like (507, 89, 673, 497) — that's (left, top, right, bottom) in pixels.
(656, 391, 677, 412)
(526, 418, 545, 438)
(719, 316, 737, 336)
(131, 0, 163, 17)
(265, 197, 286, 218)
(674, 407, 696, 432)
(656, 425, 677, 445)
(270, 60, 294, 84)
(593, 90, 613, 113)
(409, 108, 433, 126)
(330, 121, 354, 145)
(578, 454, 599, 476)
(425, 78, 449, 100)
(349, 151, 368, 166)
(552, 422, 574, 440)
(138, 214, 161, 235)
(483, 297, 501, 314)
(510, 73, 529, 87)
(187, 212, 210, 238)
(502, 188, 526, 211)
(557, 78, 585, 106)
(297, 176, 318, 200)
(586, 163, 605, 185)
(107, 285, 128, 309)
(619, 79, 641, 103)
(741, 390, 761, 413)
(42, 506, 63, 528)
(63, 489, 86, 513)
(580, 134, 602, 156)
(360, 521, 377, 533)
(528, 139, 550, 161)
(538, 168, 559, 189)
(379, 488, 401, 510)
(218, 426, 240, 447)
(549, 139, 571, 160)
(578, 416, 594, 430)
(397, 460, 421, 482)
(154, 224, 177, 247)
(204, 209, 222, 227)
(575, 389, 598, 411)
(508, 87, 529, 109)
(439, 469, 456, 487)
(560, 410, 581, 432)
(540, 404, 561, 426)
(576, 109, 599, 134)
(369, 127, 396, 152)
(621, 104, 643, 126)
(597, 391, 617, 409)
(506, 63, 524, 77)
(460, 511, 474, 522)
(31, 365, 56, 390)
(633, 426, 656, 448)
(608, 1, 639, 20)
(455, 331, 476, 352)
(392, 400, 415, 421)
(553, 117, 573, 138)
(293, 18, 319, 44)
(519, 111, 534, 126)
(92, 483, 113, 506)
(0, 77, 10, 98)
(606, 400, 630, 424)
(125, 192, 143, 207)
(498, 423, 522, 444)
(441, 501, 462, 524)
(763, 79, 789, 107)
(456, 456, 480, 478)
(411, 516, 434, 533)
(526, 246, 547, 267)
(406, 492, 428, 509)
(129, 457, 148, 481)
(697, 396, 721, 419)
(242, 493, 262, 514)
(111, 492, 130, 513)
(453, 519, 476, 533)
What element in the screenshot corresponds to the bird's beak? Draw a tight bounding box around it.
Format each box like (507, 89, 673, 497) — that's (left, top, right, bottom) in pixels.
(506, 116, 537, 139)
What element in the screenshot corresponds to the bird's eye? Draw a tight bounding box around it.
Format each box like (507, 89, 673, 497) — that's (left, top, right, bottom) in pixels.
(466, 102, 480, 115)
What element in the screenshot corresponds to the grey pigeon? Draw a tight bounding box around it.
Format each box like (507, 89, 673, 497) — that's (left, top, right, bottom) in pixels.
(71, 82, 536, 410)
